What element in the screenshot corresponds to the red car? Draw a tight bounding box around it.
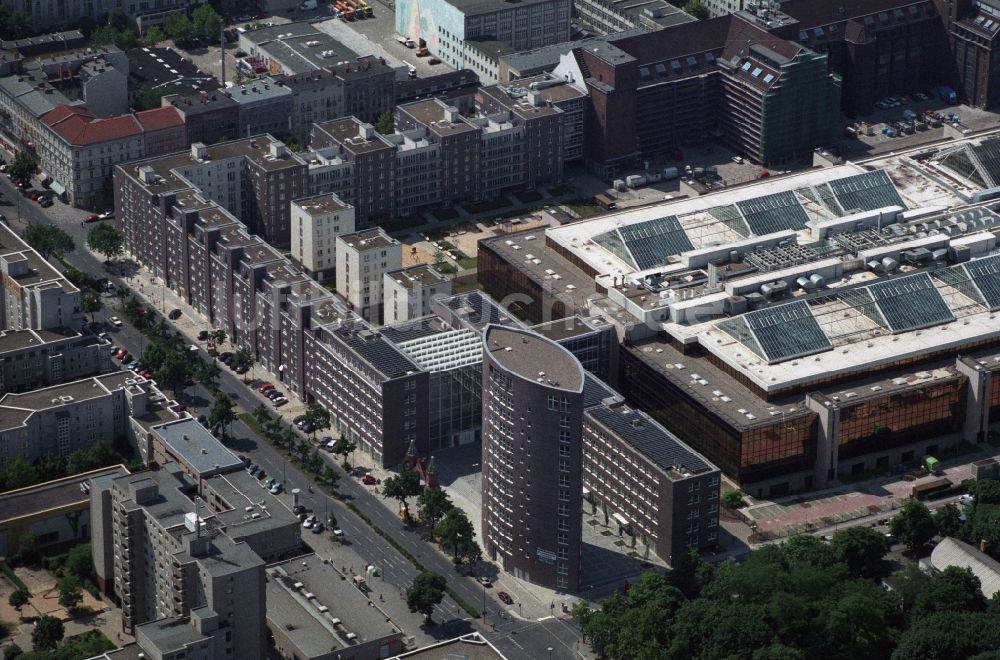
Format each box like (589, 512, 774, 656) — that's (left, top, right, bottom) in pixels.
(83, 214, 100, 223)
(498, 592, 513, 605)
(115, 350, 129, 362)
(140, 369, 153, 379)
(258, 383, 274, 393)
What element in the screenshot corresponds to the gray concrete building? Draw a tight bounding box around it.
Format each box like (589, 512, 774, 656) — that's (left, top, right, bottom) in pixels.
(383, 265, 452, 326)
(0, 329, 112, 394)
(0, 223, 82, 332)
(290, 193, 356, 282)
(481, 324, 584, 591)
(335, 228, 403, 323)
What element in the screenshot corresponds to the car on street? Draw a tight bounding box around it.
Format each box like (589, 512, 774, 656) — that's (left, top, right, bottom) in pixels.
(293, 415, 307, 427)
(236, 365, 249, 374)
(301, 421, 315, 433)
(332, 527, 344, 537)
(498, 592, 513, 605)
(83, 214, 100, 223)
(270, 482, 283, 495)
(272, 396, 289, 407)
(959, 493, 975, 505)
(39, 197, 53, 207)
(256, 470, 267, 481)
(168, 309, 182, 320)
(292, 504, 305, 515)
(302, 515, 316, 529)
(109, 316, 123, 327)
(258, 382, 274, 393)
(310, 523, 324, 534)
(265, 389, 282, 399)
(361, 474, 378, 485)
(248, 464, 259, 475)
(189, 344, 199, 354)
(98, 210, 114, 220)
(478, 576, 492, 587)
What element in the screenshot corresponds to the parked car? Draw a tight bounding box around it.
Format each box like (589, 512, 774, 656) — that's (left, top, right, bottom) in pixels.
(332, 527, 344, 537)
(361, 474, 378, 485)
(478, 576, 492, 587)
(39, 197, 53, 207)
(258, 382, 274, 393)
(270, 482, 283, 495)
(310, 523, 324, 534)
(98, 210, 114, 220)
(959, 494, 975, 505)
(198, 330, 209, 341)
(248, 464, 259, 476)
(83, 214, 100, 223)
(256, 470, 267, 481)
(302, 516, 316, 529)
(168, 309, 182, 320)
(498, 592, 513, 605)
(293, 415, 307, 427)
(272, 397, 289, 407)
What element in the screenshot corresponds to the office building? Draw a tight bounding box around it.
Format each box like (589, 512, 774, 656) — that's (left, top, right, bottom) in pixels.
(291, 194, 356, 281)
(335, 228, 403, 322)
(383, 265, 452, 326)
(572, 0, 695, 35)
(266, 555, 405, 660)
(481, 324, 584, 591)
(582, 401, 721, 564)
(476, 143, 1000, 497)
(91, 466, 268, 659)
(396, 0, 572, 70)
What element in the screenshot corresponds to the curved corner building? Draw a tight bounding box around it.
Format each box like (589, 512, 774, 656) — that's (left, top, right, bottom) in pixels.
(481, 324, 584, 591)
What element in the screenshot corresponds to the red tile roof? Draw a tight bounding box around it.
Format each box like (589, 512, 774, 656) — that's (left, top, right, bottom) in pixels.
(40, 104, 94, 126)
(134, 106, 184, 132)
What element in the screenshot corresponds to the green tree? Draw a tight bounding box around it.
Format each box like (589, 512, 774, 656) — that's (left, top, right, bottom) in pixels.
(683, 0, 709, 19)
(967, 478, 1000, 505)
(137, 85, 170, 110)
(332, 437, 356, 468)
(418, 488, 453, 537)
(829, 526, 889, 579)
(435, 507, 475, 560)
(782, 534, 837, 567)
(912, 566, 984, 620)
(891, 499, 939, 552)
(892, 612, 1000, 660)
(233, 346, 254, 381)
(86, 223, 125, 263)
(252, 403, 272, 428)
(65, 543, 93, 581)
(141, 26, 166, 47)
(154, 351, 191, 395)
(31, 615, 64, 651)
(304, 403, 331, 440)
(382, 464, 422, 521)
(208, 392, 237, 437)
(304, 449, 323, 474)
(374, 110, 394, 135)
(191, 4, 223, 41)
(23, 224, 75, 261)
(3, 642, 23, 659)
(321, 465, 339, 486)
(405, 571, 446, 623)
(0, 6, 32, 39)
(722, 488, 745, 509)
(8, 151, 38, 182)
(57, 575, 83, 611)
(197, 358, 222, 390)
(81, 289, 102, 323)
(210, 329, 227, 348)
(12, 530, 39, 565)
(165, 12, 194, 44)
(8, 589, 29, 616)
(934, 503, 963, 538)
(626, 571, 684, 613)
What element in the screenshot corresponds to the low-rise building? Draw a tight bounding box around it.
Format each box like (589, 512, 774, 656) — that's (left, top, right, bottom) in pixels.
(266, 555, 405, 660)
(0, 329, 113, 394)
(335, 228, 403, 323)
(290, 194, 356, 281)
(383, 265, 452, 326)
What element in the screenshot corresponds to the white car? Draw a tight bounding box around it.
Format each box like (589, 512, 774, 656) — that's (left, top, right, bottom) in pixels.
(302, 515, 317, 529)
(109, 316, 123, 327)
(189, 344, 199, 353)
(272, 396, 288, 407)
(959, 494, 974, 506)
(332, 527, 344, 537)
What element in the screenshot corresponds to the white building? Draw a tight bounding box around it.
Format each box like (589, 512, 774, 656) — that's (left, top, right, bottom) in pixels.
(290, 194, 355, 282)
(0, 222, 82, 331)
(335, 228, 402, 323)
(383, 264, 452, 326)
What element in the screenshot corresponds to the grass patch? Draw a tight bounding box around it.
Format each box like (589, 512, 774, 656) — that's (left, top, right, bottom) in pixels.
(432, 207, 459, 221)
(345, 502, 480, 618)
(438, 240, 458, 252)
(461, 198, 510, 215)
(565, 200, 604, 218)
(451, 279, 480, 294)
(513, 190, 543, 203)
(457, 257, 477, 270)
(434, 262, 458, 275)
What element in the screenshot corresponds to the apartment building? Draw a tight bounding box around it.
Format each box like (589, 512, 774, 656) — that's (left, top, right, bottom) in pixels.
(396, 99, 479, 208)
(481, 324, 584, 591)
(4, 0, 197, 28)
(0, 372, 140, 464)
(383, 265, 452, 326)
(142, 418, 245, 481)
(396, 0, 572, 70)
(0, 223, 81, 331)
(572, 0, 695, 35)
(162, 91, 240, 146)
(91, 466, 268, 659)
(335, 228, 403, 323)
(230, 78, 294, 139)
(582, 402, 721, 565)
(290, 194, 356, 281)
(0, 329, 112, 394)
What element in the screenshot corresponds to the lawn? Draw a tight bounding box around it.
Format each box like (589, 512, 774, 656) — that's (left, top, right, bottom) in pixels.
(565, 200, 604, 218)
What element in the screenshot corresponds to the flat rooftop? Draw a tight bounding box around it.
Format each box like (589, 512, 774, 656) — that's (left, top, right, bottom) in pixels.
(446, 0, 562, 15)
(267, 554, 403, 654)
(339, 228, 399, 251)
(0, 223, 76, 293)
(242, 22, 357, 75)
(152, 418, 244, 476)
(315, 118, 394, 155)
(399, 98, 478, 135)
(385, 264, 448, 290)
(0, 328, 94, 354)
(483, 324, 584, 392)
(203, 469, 299, 538)
(393, 634, 507, 659)
(292, 193, 352, 216)
(0, 372, 140, 431)
(481, 74, 587, 107)
(0, 465, 127, 523)
(531, 315, 608, 342)
(127, 46, 220, 96)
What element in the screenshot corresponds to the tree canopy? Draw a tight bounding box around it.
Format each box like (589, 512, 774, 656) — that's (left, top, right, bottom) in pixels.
(23, 225, 74, 261)
(891, 500, 939, 552)
(86, 224, 125, 262)
(406, 571, 446, 622)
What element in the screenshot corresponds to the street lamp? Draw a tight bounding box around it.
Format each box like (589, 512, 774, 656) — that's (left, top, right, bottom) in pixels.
(482, 581, 487, 624)
(547, 647, 553, 659)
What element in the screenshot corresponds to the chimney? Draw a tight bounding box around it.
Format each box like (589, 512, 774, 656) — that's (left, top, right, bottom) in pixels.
(191, 142, 208, 160)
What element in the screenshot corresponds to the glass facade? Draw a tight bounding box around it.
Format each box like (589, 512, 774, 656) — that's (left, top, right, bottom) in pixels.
(427, 363, 482, 451)
(837, 378, 966, 460)
(739, 414, 817, 483)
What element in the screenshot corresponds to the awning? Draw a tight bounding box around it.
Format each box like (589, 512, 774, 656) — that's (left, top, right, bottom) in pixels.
(49, 180, 65, 196)
(612, 512, 629, 527)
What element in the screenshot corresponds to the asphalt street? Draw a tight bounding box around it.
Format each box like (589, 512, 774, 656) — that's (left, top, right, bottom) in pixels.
(0, 176, 587, 659)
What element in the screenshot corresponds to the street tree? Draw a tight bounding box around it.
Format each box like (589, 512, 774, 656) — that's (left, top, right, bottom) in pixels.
(86, 224, 125, 263)
(332, 437, 356, 468)
(280, 425, 298, 452)
(191, 5, 223, 41)
(435, 507, 475, 560)
(891, 499, 939, 552)
(8, 151, 37, 182)
(418, 488, 453, 538)
(304, 403, 331, 440)
(382, 464, 422, 522)
(321, 465, 339, 487)
(141, 26, 166, 47)
(31, 615, 63, 651)
(23, 224, 74, 261)
(406, 571, 446, 623)
(934, 503, 963, 538)
(252, 403, 272, 428)
(197, 358, 222, 390)
(57, 576, 83, 612)
(8, 589, 29, 616)
(210, 329, 227, 348)
(165, 12, 194, 44)
(829, 527, 889, 579)
(233, 346, 254, 380)
(305, 449, 323, 475)
(81, 289, 102, 323)
(154, 351, 191, 395)
(208, 392, 237, 437)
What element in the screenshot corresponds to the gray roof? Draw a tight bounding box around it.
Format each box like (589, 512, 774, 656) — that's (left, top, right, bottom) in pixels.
(229, 78, 293, 106)
(445, 0, 563, 16)
(0, 465, 126, 523)
(329, 321, 420, 379)
(137, 616, 210, 651)
(499, 29, 645, 74)
(152, 418, 244, 476)
(242, 22, 358, 75)
(483, 324, 584, 392)
(930, 537, 1000, 600)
